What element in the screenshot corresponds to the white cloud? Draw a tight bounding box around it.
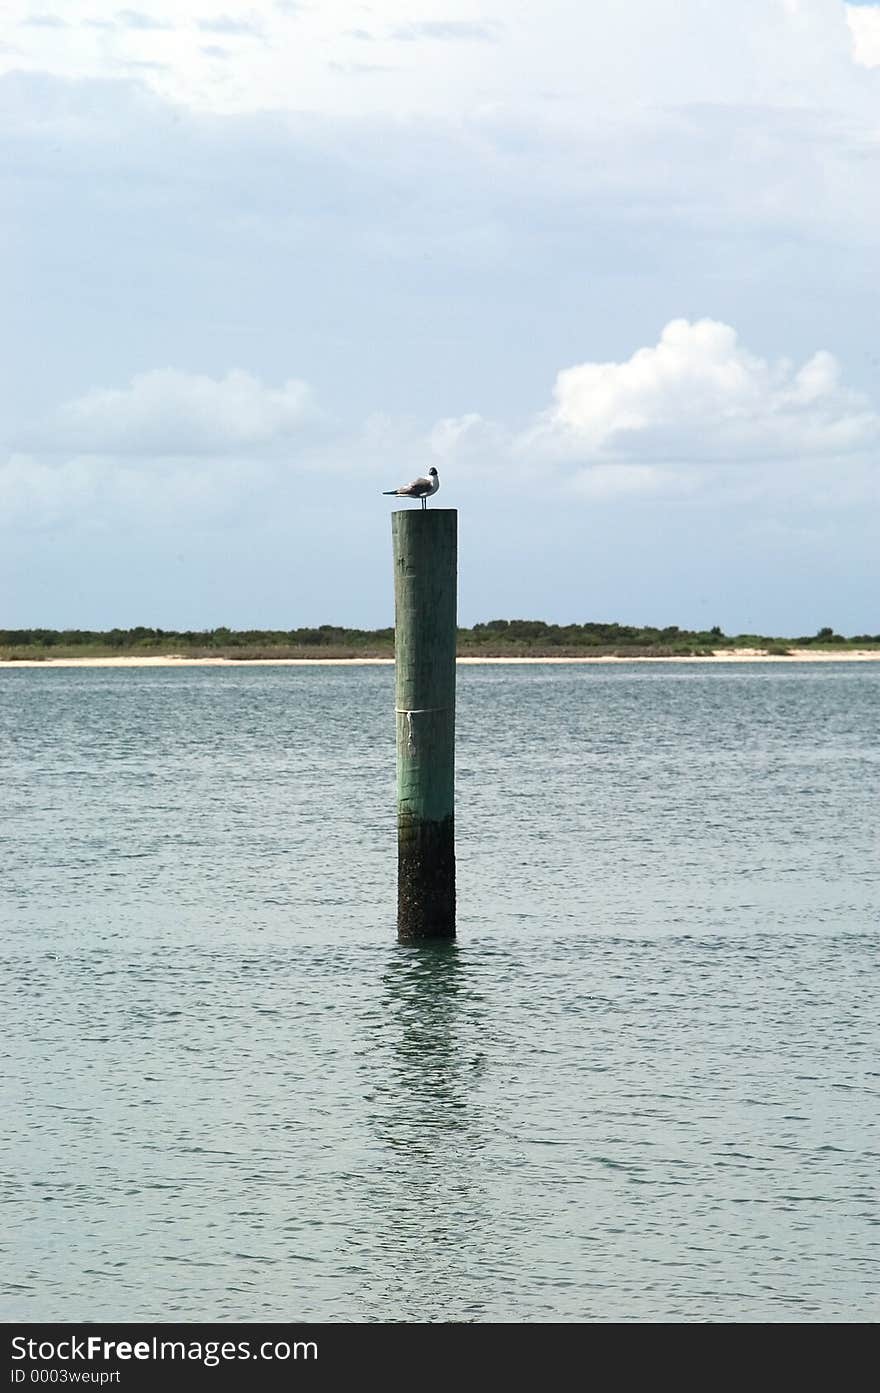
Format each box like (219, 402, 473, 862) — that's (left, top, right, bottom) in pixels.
(5, 318, 880, 531)
(22, 13, 68, 27)
(3, 1, 875, 119)
(846, 3, 880, 67)
(532, 319, 878, 465)
(429, 412, 509, 459)
(116, 9, 175, 30)
(197, 14, 265, 36)
(570, 464, 699, 501)
(390, 22, 499, 43)
(51, 368, 315, 455)
(0, 448, 279, 530)
(0, 453, 93, 528)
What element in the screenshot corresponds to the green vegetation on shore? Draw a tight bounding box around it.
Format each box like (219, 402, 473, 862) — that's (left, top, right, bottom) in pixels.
(1, 621, 878, 661)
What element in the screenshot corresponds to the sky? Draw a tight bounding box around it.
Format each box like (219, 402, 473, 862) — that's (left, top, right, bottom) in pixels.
(2, 0, 880, 634)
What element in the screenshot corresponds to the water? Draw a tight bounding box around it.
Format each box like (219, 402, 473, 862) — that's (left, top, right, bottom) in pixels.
(1, 663, 878, 1322)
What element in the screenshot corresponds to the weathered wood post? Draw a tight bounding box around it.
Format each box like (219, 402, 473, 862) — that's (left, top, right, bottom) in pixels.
(392, 508, 457, 940)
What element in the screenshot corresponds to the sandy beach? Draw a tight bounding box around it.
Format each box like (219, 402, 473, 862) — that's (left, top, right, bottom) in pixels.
(2, 649, 879, 668)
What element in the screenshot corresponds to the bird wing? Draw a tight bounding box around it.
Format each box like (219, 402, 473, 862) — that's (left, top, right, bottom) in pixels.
(397, 476, 433, 496)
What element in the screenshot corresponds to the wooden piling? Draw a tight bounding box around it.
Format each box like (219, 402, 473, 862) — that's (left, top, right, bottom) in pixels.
(392, 508, 457, 940)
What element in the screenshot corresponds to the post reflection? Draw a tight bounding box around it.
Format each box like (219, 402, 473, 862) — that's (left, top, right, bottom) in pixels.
(356, 942, 492, 1320)
(374, 943, 469, 1154)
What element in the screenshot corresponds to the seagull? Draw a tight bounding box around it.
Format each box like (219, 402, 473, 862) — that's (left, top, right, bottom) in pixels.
(382, 466, 440, 510)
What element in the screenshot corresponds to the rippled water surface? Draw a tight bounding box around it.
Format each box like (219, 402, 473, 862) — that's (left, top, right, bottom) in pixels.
(2, 663, 878, 1321)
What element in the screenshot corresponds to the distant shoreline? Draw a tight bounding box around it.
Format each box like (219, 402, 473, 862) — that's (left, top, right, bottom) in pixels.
(3, 649, 880, 668)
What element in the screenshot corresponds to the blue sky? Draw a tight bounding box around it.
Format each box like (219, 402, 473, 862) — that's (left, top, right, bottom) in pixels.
(2, 1, 879, 633)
